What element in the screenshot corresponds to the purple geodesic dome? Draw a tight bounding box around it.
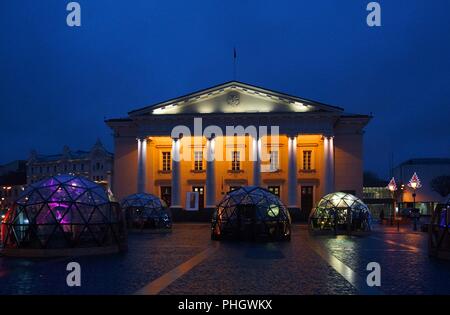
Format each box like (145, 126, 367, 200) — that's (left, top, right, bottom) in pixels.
(1, 175, 126, 254)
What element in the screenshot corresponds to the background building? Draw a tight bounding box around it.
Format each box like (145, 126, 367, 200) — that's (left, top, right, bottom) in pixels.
(0, 160, 27, 215)
(106, 81, 371, 220)
(27, 140, 114, 190)
(362, 172, 392, 221)
(393, 158, 450, 215)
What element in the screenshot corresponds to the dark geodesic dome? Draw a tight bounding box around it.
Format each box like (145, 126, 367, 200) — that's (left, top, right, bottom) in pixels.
(0, 175, 126, 256)
(438, 197, 450, 228)
(121, 193, 172, 230)
(309, 192, 372, 233)
(428, 197, 450, 259)
(211, 186, 291, 241)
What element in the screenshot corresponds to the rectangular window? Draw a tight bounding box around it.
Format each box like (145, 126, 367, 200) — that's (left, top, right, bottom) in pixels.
(269, 151, 279, 171)
(231, 151, 240, 171)
(303, 150, 312, 170)
(194, 151, 203, 171)
(162, 152, 171, 171)
(268, 186, 280, 197)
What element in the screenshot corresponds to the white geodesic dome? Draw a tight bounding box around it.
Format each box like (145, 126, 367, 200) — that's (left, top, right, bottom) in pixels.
(309, 192, 371, 232)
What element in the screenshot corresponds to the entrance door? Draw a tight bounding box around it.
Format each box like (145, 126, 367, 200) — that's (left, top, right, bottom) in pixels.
(160, 186, 172, 207)
(193, 186, 204, 210)
(229, 186, 241, 192)
(301, 186, 314, 217)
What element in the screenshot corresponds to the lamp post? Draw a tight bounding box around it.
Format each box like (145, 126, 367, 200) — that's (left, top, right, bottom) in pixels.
(408, 172, 422, 231)
(387, 177, 399, 231)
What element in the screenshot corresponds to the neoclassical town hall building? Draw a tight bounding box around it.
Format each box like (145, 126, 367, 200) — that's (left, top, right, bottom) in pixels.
(106, 81, 370, 218)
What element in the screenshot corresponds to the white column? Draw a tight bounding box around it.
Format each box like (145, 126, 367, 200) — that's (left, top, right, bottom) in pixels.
(288, 135, 298, 208)
(137, 138, 147, 193)
(323, 136, 335, 194)
(206, 136, 216, 208)
(252, 135, 261, 187)
(171, 137, 181, 208)
(329, 136, 335, 193)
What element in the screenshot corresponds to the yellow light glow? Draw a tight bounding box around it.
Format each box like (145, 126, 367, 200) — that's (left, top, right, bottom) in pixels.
(267, 204, 280, 217)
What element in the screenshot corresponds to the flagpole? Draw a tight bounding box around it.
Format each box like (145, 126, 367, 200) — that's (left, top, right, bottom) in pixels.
(233, 47, 237, 80)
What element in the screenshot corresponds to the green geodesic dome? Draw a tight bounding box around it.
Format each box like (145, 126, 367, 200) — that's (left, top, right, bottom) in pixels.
(309, 192, 371, 232)
(211, 186, 291, 241)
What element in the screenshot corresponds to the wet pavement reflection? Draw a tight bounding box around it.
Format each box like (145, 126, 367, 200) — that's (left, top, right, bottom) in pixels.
(0, 223, 449, 295)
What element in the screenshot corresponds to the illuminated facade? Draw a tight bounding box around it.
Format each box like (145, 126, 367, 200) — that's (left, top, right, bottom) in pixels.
(106, 81, 371, 219)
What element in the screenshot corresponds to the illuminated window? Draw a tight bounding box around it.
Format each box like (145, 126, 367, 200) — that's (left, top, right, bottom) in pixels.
(231, 151, 240, 171)
(268, 186, 280, 197)
(162, 152, 171, 171)
(270, 151, 279, 171)
(303, 150, 312, 170)
(194, 151, 203, 171)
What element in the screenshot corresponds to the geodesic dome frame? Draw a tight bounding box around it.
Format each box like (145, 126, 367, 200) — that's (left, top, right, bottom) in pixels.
(309, 192, 371, 233)
(429, 198, 450, 259)
(0, 175, 127, 256)
(121, 193, 172, 230)
(211, 186, 291, 241)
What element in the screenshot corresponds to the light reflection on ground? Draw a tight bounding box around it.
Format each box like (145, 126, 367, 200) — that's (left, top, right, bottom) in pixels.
(0, 223, 449, 295)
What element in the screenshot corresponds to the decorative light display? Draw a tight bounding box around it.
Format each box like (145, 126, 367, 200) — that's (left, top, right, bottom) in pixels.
(121, 193, 172, 230)
(387, 177, 397, 192)
(408, 172, 422, 190)
(309, 192, 372, 233)
(0, 175, 127, 255)
(211, 186, 291, 241)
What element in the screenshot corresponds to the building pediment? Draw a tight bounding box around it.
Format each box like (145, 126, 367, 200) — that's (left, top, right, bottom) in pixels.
(128, 81, 343, 117)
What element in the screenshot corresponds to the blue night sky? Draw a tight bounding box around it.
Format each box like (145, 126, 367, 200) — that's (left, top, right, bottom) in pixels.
(1, 0, 449, 178)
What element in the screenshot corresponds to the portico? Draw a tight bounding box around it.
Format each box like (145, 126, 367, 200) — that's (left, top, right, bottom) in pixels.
(106, 81, 370, 220)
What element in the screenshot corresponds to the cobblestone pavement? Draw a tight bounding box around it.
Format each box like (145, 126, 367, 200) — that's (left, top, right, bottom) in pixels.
(0, 223, 449, 295)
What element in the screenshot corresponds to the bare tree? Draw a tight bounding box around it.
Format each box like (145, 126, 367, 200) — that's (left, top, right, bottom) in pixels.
(430, 175, 450, 198)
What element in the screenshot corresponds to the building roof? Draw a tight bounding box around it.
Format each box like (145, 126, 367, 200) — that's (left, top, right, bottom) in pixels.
(33, 150, 93, 162)
(29, 140, 113, 164)
(127, 81, 347, 116)
(397, 158, 450, 167)
(105, 80, 372, 131)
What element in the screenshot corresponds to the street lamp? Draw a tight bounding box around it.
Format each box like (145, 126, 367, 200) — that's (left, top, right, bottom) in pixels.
(387, 177, 399, 231)
(408, 172, 422, 231)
